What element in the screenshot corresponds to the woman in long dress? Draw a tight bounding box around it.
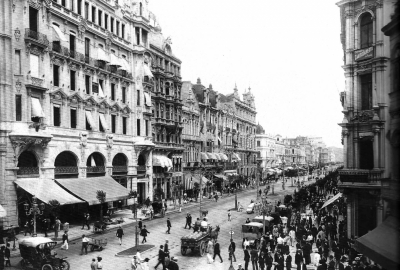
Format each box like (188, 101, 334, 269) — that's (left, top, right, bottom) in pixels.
(206, 239, 214, 263)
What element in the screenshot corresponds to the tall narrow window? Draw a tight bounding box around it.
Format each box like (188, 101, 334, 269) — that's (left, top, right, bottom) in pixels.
(53, 106, 61, 126)
(360, 74, 372, 110)
(98, 10, 102, 26)
(16, 95, 22, 121)
(15, 50, 21, 74)
(70, 108, 77, 128)
(116, 21, 120, 36)
(91, 6, 96, 23)
(111, 83, 116, 100)
(30, 54, 39, 77)
(84, 2, 89, 19)
(122, 117, 127, 134)
(85, 75, 91, 94)
(70, 70, 76, 90)
(137, 119, 141, 136)
(360, 14, 373, 49)
(145, 120, 149, 136)
(61, 0, 66, 7)
(92, 82, 98, 94)
(111, 115, 116, 133)
(122, 87, 126, 103)
(78, 0, 82, 15)
(29, 7, 38, 33)
(139, 2, 143, 16)
(104, 14, 108, 29)
(137, 90, 140, 105)
(136, 28, 140, 45)
(99, 114, 104, 132)
(53, 65, 60, 86)
(111, 18, 114, 33)
(84, 38, 90, 63)
(69, 34, 76, 57)
(122, 24, 125, 39)
(70, 0, 75, 12)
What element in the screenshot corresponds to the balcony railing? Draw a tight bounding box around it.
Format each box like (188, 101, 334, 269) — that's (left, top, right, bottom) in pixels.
(137, 165, 146, 173)
(338, 169, 383, 183)
(86, 166, 106, 173)
(55, 166, 79, 175)
(51, 42, 70, 56)
(113, 166, 127, 172)
(17, 167, 39, 176)
(224, 164, 238, 171)
(25, 28, 49, 47)
(69, 50, 85, 62)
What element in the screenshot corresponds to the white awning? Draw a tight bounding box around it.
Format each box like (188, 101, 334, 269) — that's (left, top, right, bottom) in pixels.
(118, 59, 130, 71)
(320, 193, 342, 209)
(52, 24, 68, 42)
(31, 97, 45, 118)
(219, 153, 229, 161)
(152, 155, 172, 168)
(232, 153, 241, 161)
(97, 48, 110, 62)
(200, 152, 209, 160)
(144, 92, 152, 107)
(143, 64, 153, 78)
(99, 113, 108, 130)
(109, 53, 121, 66)
(207, 152, 218, 160)
(85, 111, 95, 130)
(90, 156, 96, 167)
(98, 84, 105, 98)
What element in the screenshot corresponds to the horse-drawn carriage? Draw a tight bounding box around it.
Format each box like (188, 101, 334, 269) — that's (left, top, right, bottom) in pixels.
(180, 225, 220, 256)
(19, 237, 70, 270)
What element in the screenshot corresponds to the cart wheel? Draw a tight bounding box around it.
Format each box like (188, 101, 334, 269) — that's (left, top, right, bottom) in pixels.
(99, 246, 103, 251)
(199, 241, 206, 257)
(90, 245, 95, 252)
(42, 264, 54, 270)
(181, 246, 187, 256)
(60, 261, 70, 270)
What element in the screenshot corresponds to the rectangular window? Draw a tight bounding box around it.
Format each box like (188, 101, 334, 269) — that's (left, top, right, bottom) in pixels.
(16, 95, 22, 121)
(98, 10, 102, 26)
(53, 106, 61, 126)
(15, 50, 21, 74)
(122, 117, 127, 134)
(84, 37, 90, 57)
(360, 74, 372, 110)
(70, 70, 76, 90)
(78, 0, 82, 14)
(111, 18, 114, 33)
(30, 54, 39, 77)
(99, 79, 104, 92)
(257, 141, 260, 147)
(61, 0, 66, 7)
(99, 114, 104, 132)
(91, 6, 96, 23)
(85, 75, 90, 94)
(122, 87, 126, 103)
(29, 7, 38, 32)
(70, 0, 75, 12)
(136, 29, 140, 45)
(137, 119, 141, 136)
(104, 14, 108, 29)
(122, 24, 125, 39)
(111, 115, 116, 133)
(69, 34, 76, 54)
(145, 120, 149, 136)
(53, 65, 60, 86)
(111, 83, 115, 100)
(70, 108, 77, 128)
(137, 90, 140, 105)
(116, 21, 120, 36)
(92, 82, 98, 94)
(84, 2, 89, 19)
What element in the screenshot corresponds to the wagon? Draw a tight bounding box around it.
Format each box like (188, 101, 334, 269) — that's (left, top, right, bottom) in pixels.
(180, 225, 219, 256)
(88, 238, 107, 252)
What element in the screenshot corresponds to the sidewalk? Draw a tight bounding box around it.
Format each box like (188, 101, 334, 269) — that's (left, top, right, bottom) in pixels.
(9, 186, 259, 258)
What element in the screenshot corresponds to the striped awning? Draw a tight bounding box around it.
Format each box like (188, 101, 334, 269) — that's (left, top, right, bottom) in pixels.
(200, 152, 209, 160)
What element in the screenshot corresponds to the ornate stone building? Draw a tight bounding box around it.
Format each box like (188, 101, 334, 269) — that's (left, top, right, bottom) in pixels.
(0, 0, 165, 228)
(336, 0, 396, 240)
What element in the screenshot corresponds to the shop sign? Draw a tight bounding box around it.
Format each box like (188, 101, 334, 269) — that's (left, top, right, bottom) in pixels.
(354, 47, 374, 61)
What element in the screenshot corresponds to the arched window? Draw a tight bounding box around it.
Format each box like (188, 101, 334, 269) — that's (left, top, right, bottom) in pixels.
(360, 13, 373, 49)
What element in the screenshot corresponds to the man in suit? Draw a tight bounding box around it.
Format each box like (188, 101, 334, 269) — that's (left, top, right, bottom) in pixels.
(184, 213, 190, 229)
(228, 238, 236, 262)
(258, 251, 265, 270)
(164, 240, 170, 258)
(285, 252, 292, 270)
(244, 246, 251, 270)
(275, 251, 285, 270)
(155, 245, 166, 270)
(265, 251, 273, 270)
(250, 247, 259, 270)
(140, 225, 150, 243)
(213, 239, 223, 263)
(166, 218, 172, 234)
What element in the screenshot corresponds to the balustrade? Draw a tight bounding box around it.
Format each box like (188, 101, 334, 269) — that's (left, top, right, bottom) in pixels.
(17, 167, 39, 176)
(55, 166, 78, 175)
(86, 166, 106, 173)
(25, 28, 49, 47)
(113, 166, 128, 172)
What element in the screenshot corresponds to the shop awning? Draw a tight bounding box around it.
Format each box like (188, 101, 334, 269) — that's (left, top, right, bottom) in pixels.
(152, 155, 172, 168)
(320, 192, 342, 209)
(354, 216, 399, 270)
(200, 152, 209, 160)
(191, 175, 209, 185)
(85, 111, 95, 130)
(0, 205, 6, 218)
(52, 24, 68, 42)
(207, 152, 218, 160)
(55, 176, 130, 205)
(118, 59, 131, 72)
(143, 64, 153, 78)
(98, 84, 105, 98)
(214, 174, 228, 181)
(15, 178, 84, 205)
(97, 48, 110, 62)
(31, 97, 45, 118)
(232, 153, 241, 161)
(99, 113, 108, 131)
(219, 153, 229, 161)
(144, 92, 152, 107)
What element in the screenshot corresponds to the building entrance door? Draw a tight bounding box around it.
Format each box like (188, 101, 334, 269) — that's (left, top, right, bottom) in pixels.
(137, 182, 145, 204)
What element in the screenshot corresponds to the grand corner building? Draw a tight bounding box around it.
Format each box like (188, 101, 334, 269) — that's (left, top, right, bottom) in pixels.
(0, 0, 166, 228)
(337, 0, 399, 268)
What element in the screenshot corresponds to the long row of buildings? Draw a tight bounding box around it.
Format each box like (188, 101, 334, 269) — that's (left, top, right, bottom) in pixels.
(255, 127, 342, 172)
(0, 0, 258, 228)
(335, 0, 399, 268)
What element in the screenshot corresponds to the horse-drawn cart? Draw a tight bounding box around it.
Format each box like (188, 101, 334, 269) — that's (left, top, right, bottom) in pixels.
(88, 238, 107, 252)
(180, 225, 219, 257)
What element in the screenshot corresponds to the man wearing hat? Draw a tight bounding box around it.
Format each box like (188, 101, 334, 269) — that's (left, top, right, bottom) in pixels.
(166, 218, 172, 234)
(237, 263, 244, 270)
(155, 245, 166, 270)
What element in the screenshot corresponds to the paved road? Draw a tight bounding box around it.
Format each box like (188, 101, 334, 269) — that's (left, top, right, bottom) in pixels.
(8, 180, 303, 270)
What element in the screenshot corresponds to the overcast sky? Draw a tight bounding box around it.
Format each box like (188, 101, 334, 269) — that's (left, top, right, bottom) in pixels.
(148, 0, 344, 148)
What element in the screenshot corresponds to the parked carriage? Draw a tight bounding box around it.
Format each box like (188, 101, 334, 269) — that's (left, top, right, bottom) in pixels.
(180, 225, 219, 256)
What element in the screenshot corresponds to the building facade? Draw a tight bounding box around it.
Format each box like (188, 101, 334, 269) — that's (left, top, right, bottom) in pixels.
(337, 0, 396, 239)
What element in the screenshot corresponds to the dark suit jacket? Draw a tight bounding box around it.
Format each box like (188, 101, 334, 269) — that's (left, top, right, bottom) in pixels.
(167, 220, 172, 227)
(258, 256, 265, 267)
(286, 254, 292, 267)
(244, 250, 250, 262)
(229, 242, 236, 252)
(158, 249, 166, 261)
(166, 260, 179, 270)
(164, 243, 169, 253)
(250, 249, 258, 261)
(214, 243, 220, 253)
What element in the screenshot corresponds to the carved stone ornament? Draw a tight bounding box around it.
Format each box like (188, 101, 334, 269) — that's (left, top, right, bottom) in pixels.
(15, 79, 22, 93)
(80, 132, 88, 147)
(14, 28, 21, 41)
(106, 135, 113, 150)
(9, 136, 52, 166)
(28, 0, 43, 10)
(351, 110, 374, 122)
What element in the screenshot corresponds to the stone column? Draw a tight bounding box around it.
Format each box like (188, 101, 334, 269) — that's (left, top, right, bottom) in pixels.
(353, 137, 359, 169)
(342, 130, 349, 168)
(373, 128, 380, 169)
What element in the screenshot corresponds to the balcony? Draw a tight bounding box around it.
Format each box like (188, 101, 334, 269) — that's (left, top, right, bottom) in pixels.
(113, 166, 128, 173)
(338, 169, 383, 184)
(224, 164, 237, 171)
(69, 50, 85, 62)
(17, 167, 39, 176)
(86, 166, 106, 173)
(25, 28, 49, 48)
(51, 42, 70, 57)
(55, 166, 78, 175)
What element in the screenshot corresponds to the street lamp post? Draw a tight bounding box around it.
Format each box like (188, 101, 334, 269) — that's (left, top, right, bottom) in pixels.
(23, 196, 45, 237)
(281, 156, 286, 190)
(256, 158, 263, 199)
(129, 190, 139, 251)
(261, 195, 267, 233)
(228, 229, 235, 270)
